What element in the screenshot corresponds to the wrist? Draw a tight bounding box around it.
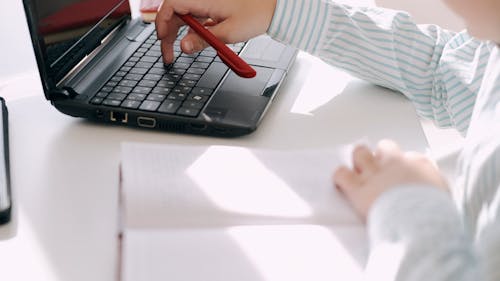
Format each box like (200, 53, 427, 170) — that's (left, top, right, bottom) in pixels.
(368, 185, 460, 244)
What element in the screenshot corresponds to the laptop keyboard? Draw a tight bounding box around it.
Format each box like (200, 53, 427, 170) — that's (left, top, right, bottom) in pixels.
(90, 28, 245, 118)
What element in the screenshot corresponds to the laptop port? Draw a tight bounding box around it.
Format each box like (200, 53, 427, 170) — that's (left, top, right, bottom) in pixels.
(137, 116, 156, 128)
(110, 111, 128, 123)
(96, 109, 104, 119)
(190, 123, 207, 130)
(212, 126, 227, 133)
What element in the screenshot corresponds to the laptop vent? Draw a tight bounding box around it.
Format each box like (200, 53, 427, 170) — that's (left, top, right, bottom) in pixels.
(157, 121, 186, 132)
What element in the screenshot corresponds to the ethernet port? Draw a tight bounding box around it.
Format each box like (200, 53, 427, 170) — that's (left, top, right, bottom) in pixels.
(110, 111, 128, 123)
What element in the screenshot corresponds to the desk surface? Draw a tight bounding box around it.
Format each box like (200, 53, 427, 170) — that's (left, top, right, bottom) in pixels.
(0, 50, 427, 281)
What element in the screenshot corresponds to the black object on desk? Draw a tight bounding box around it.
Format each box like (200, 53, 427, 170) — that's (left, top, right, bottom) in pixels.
(0, 97, 11, 224)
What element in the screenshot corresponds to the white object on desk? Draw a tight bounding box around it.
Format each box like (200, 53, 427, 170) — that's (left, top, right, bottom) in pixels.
(120, 142, 367, 281)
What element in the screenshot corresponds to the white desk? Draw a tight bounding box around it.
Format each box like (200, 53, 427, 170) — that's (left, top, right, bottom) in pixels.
(0, 1, 428, 280)
(0, 51, 427, 281)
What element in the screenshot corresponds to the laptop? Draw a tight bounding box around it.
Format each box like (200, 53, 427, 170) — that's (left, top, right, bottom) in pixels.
(22, 0, 297, 137)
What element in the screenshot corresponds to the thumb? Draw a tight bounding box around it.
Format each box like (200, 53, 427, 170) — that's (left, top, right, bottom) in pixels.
(180, 19, 234, 54)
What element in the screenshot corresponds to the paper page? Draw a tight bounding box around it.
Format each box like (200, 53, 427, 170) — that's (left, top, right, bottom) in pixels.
(121, 143, 360, 229)
(122, 225, 367, 281)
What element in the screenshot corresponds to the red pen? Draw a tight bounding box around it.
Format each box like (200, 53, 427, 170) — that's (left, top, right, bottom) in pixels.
(139, 1, 256, 78)
(177, 14, 256, 78)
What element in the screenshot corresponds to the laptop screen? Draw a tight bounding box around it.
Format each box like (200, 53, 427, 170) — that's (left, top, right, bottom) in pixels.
(27, 0, 131, 86)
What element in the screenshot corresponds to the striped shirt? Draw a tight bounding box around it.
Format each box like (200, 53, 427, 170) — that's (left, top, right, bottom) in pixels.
(267, 1, 500, 280)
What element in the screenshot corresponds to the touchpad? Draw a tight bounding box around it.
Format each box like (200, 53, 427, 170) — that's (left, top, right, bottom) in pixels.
(217, 66, 274, 96)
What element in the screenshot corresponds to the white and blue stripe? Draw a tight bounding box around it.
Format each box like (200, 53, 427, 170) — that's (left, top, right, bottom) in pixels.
(267, 1, 500, 280)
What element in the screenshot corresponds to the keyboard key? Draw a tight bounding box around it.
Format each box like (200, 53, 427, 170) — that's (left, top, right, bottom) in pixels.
(148, 68, 166, 75)
(147, 93, 167, 102)
(107, 93, 127, 101)
(119, 80, 138, 87)
(139, 100, 161, 111)
(230, 45, 243, 53)
(191, 87, 213, 96)
(167, 92, 188, 101)
(105, 81, 118, 87)
(168, 68, 185, 75)
(191, 62, 209, 69)
(90, 97, 104, 105)
(129, 68, 148, 75)
(173, 62, 190, 69)
(124, 73, 143, 81)
(143, 74, 163, 81)
(140, 56, 157, 63)
(182, 100, 204, 109)
(180, 52, 198, 58)
(120, 66, 132, 72)
(196, 62, 228, 89)
(114, 86, 133, 94)
(154, 62, 166, 68)
(183, 73, 202, 81)
(152, 87, 171, 95)
(135, 62, 154, 69)
(177, 107, 200, 117)
(145, 50, 162, 57)
(173, 86, 192, 94)
(162, 73, 181, 82)
(96, 91, 109, 98)
(128, 93, 147, 101)
(201, 49, 217, 57)
(138, 80, 157, 88)
(101, 86, 113, 92)
(187, 94, 208, 103)
(156, 81, 176, 90)
(132, 87, 152, 95)
(177, 79, 197, 88)
(124, 61, 136, 67)
(128, 57, 139, 62)
(176, 57, 194, 64)
(195, 56, 213, 63)
(121, 100, 141, 109)
(115, 71, 127, 77)
(187, 67, 205, 75)
(158, 100, 181, 114)
(150, 45, 161, 52)
(103, 99, 122, 107)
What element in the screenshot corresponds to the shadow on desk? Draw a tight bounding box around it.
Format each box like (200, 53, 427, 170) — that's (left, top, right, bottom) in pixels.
(0, 207, 17, 240)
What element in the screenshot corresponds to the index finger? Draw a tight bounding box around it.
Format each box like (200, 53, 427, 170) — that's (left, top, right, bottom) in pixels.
(155, 4, 184, 63)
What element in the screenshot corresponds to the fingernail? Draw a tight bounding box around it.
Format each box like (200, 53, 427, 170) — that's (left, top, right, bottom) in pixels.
(183, 40, 193, 53)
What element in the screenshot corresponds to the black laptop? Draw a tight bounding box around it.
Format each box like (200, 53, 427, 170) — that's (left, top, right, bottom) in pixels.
(22, 0, 297, 137)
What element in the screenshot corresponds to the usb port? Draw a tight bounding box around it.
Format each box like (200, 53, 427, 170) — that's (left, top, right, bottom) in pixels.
(190, 123, 207, 130)
(137, 117, 156, 128)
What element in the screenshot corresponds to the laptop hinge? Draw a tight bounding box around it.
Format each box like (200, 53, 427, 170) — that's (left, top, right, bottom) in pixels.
(49, 87, 78, 101)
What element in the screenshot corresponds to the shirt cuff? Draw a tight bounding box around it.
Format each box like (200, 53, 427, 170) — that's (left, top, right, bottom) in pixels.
(368, 185, 463, 247)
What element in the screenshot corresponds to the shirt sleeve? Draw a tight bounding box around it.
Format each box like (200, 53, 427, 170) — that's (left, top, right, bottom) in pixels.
(366, 185, 482, 281)
(267, 0, 492, 135)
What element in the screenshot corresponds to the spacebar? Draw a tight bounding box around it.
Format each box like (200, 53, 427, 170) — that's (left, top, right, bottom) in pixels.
(196, 62, 229, 89)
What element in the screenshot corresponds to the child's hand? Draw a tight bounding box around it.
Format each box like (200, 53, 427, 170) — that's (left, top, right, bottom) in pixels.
(334, 140, 448, 220)
(155, 0, 277, 63)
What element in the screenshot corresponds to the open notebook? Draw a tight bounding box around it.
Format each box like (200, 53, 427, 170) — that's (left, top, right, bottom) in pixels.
(119, 143, 368, 281)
